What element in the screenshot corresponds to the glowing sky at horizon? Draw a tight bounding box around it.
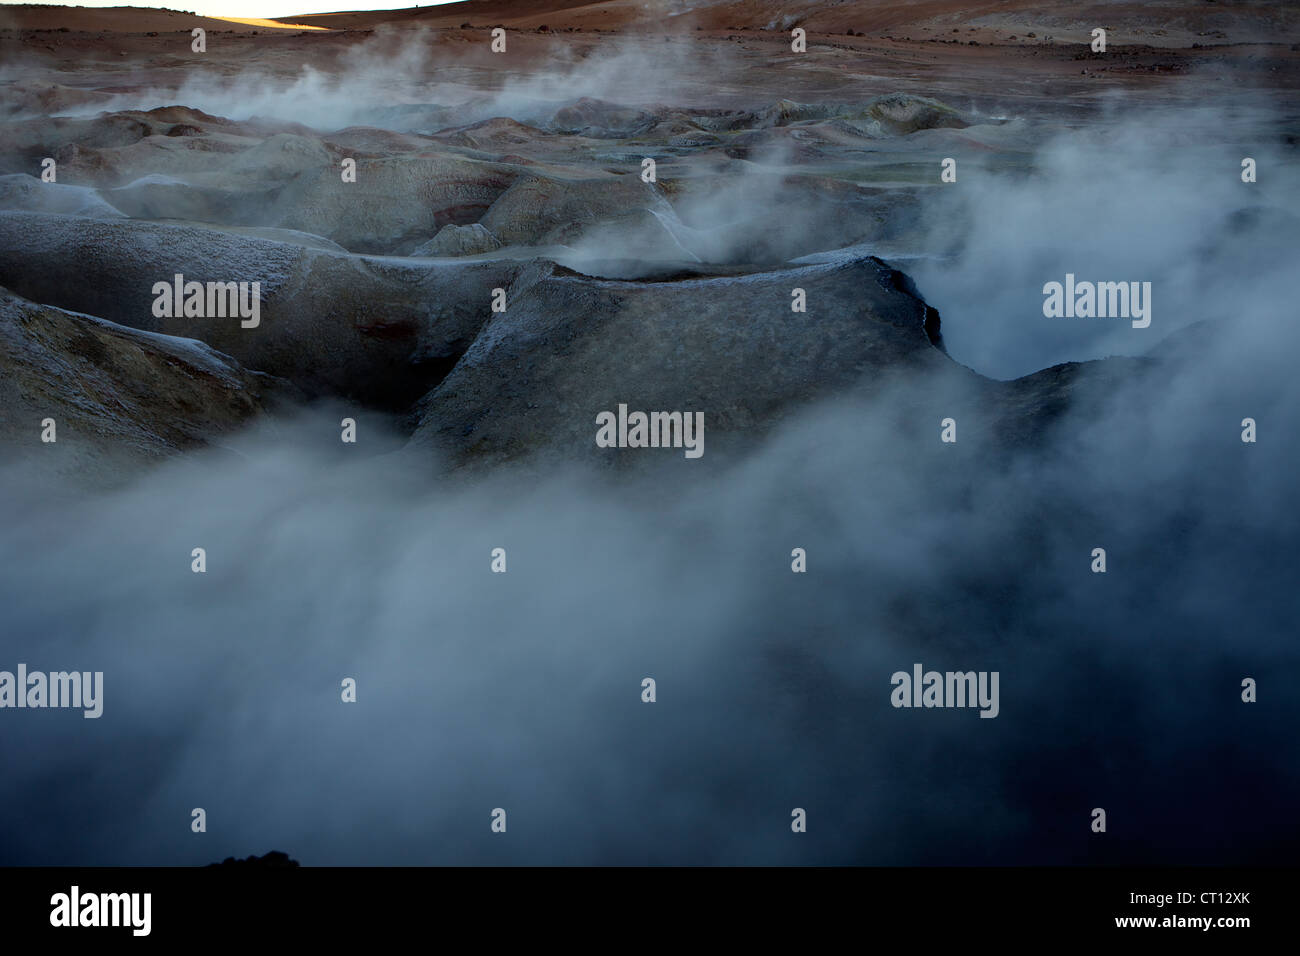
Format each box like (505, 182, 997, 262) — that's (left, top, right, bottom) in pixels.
(0, 0, 464, 24)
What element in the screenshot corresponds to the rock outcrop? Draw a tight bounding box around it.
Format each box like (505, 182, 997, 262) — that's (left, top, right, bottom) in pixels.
(0, 206, 1160, 480)
(206, 851, 300, 868)
(0, 212, 528, 409)
(268, 154, 517, 254)
(0, 173, 124, 218)
(410, 256, 953, 468)
(0, 285, 285, 480)
(411, 222, 502, 257)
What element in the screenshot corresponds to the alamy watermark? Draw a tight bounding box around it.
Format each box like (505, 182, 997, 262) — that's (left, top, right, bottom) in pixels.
(151, 273, 260, 328)
(595, 404, 704, 458)
(0, 664, 102, 718)
(1042, 274, 1151, 328)
(890, 663, 999, 718)
(50, 886, 150, 936)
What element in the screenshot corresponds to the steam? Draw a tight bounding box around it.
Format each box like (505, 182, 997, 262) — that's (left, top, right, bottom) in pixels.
(908, 97, 1300, 379)
(1, 277, 1296, 864)
(47, 28, 746, 132)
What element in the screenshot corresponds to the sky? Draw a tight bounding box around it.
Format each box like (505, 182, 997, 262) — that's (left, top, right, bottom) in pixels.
(0, 0, 463, 23)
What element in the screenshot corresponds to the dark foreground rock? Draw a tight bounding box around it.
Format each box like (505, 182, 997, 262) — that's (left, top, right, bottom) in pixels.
(206, 851, 300, 868)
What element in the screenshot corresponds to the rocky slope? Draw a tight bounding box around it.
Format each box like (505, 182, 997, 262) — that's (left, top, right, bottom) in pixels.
(0, 203, 1165, 480)
(0, 285, 286, 481)
(410, 256, 950, 468)
(0, 211, 523, 409)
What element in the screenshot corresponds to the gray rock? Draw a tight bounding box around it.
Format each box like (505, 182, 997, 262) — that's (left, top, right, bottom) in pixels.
(0, 212, 530, 408)
(0, 174, 124, 219)
(860, 93, 971, 135)
(410, 256, 951, 469)
(106, 173, 280, 226)
(269, 155, 516, 254)
(548, 98, 657, 138)
(0, 285, 284, 482)
(479, 173, 661, 247)
(411, 223, 502, 258)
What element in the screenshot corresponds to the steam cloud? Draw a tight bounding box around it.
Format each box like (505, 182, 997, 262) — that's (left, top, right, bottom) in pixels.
(41, 28, 748, 131)
(909, 96, 1299, 379)
(1, 275, 1295, 865)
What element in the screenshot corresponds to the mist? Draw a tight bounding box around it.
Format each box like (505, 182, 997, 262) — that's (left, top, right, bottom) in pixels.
(45, 28, 747, 131)
(908, 95, 1300, 380)
(1, 277, 1296, 864)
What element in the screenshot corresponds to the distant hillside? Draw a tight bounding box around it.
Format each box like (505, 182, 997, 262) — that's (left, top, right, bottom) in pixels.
(1, 1, 1294, 44)
(279, 0, 1295, 46)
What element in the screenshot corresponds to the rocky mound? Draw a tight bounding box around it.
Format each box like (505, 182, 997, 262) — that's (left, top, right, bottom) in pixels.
(858, 93, 970, 135)
(548, 98, 659, 138)
(0, 285, 285, 480)
(265, 153, 520, 254)
(0, 212, 530, 408)
(478, 171, 665, 246)
(0, 173, 124, 218)
(410, 255, 952, 468)
(411, 222, 503, 257)
(0, 87, 972, 267)
(207, 851, 300, 868)
(0, 82, 120, 121)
